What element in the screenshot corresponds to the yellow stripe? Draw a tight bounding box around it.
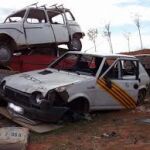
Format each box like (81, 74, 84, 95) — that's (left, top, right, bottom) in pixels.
(111, 82, 136, 107)
(97, 79, 136, 109)
(112, 81, 136, 106)
(98, 80, 132, 108)
(97, 80, 130, 108)
(100, 79, 136, 108)
(98, 80, 135, 108)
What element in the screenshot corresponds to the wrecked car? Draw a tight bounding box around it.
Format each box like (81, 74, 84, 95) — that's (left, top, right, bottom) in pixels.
(0, 52, 149, 122)
(0, 4, 84, 64)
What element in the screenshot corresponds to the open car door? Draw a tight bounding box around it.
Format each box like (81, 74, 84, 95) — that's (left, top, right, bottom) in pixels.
(95, 57, 139, 109)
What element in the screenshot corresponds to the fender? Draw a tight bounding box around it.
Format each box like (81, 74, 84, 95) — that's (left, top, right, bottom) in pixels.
(68, 92, 91, 105)
(0, 30, 25, 46)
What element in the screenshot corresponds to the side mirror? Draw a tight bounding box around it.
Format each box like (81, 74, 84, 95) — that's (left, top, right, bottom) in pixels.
(104, 76, 112, 89)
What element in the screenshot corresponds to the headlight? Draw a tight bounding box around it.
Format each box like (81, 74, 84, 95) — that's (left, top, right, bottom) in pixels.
(35, 93, 44, 104)
(0, 81, 6, 90)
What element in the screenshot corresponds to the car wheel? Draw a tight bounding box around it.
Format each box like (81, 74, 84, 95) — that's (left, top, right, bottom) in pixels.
(0, 45, 12, 65)
(68, 38, 82, 51)
(137, 89, 146, 105)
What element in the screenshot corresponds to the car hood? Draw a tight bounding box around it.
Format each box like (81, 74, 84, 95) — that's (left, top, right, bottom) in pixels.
(4, 69, 91, 96)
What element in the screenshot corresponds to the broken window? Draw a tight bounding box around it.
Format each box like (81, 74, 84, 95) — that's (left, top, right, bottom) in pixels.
(51, 14, 65, 24)
(26, 9, 47, 23)
(65, 11, 74, 21)
(5, 10, 26, 23)
(121, 60, 138, 80)
(50, 53, 103, 76)
(103, 60, 119, 79)
(103, 59, 138, 80)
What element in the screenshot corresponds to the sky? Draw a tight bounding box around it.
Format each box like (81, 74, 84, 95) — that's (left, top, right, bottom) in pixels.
(0, 0, 150, 54)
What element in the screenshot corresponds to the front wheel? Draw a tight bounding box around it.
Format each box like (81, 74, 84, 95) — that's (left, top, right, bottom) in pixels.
(137, 89, 146, 105)
(0, 45, 12, 65)
(68, 38, 82, 51)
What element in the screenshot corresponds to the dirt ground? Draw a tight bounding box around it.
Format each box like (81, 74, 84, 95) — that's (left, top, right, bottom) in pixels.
(0, 98, 150, 150)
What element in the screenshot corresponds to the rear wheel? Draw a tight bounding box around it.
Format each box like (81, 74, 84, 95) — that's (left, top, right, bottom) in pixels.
(68, 38, 82, 51)
(0, 45, 12, 65)
(137, 89, 146, 105)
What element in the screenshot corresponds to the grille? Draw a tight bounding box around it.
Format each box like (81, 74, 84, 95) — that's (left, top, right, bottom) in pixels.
(5, 87, 31, 107)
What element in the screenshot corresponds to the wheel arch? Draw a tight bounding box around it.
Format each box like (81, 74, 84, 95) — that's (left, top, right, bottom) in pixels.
(68, 94, 90, 113)
(72, 32, 85, 39)
(0, 33, 17, 50)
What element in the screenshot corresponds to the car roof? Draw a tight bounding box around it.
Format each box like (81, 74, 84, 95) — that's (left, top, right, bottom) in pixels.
(6, 6, 69, 19)
(66, 51, 137, 60)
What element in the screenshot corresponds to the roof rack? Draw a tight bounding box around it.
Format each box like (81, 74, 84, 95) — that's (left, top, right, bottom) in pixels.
(21, 3, 66, 11)
(49, 4, 64, 10)
(25, 2, 38, 8)
(39, 4, 47, 9)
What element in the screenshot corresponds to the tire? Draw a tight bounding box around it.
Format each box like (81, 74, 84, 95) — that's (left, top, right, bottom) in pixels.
(61, 99, 89, 122)
(0, 45, 12, 65)
(68, 38, 82, 51)
(137, 89, 146, 105)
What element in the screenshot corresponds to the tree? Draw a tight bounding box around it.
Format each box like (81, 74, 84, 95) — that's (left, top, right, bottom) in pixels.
(87, 28, 98, 52)
(103, 23, 113, 54)
(134, 14, 143, 49)
(123, 32, 131, 52)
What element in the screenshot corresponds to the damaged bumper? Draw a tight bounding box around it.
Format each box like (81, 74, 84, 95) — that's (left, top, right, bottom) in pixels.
(0, 92, 69, 123)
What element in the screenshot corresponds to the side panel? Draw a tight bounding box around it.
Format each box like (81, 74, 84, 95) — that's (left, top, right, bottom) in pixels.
(0, 23, 26, 45)
(24, 22, 55, 44)
(51, 24, 69, 43)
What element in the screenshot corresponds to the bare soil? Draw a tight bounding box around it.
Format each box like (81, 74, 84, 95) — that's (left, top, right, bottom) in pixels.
(0, 98, 150, 150)
(28, 98, 150, 150)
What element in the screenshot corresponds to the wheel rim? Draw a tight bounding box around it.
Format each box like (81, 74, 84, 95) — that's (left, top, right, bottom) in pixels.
(0, 47, 11, 63)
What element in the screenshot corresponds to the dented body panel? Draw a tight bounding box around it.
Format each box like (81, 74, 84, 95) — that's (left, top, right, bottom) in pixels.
(0, 52, 149, 122)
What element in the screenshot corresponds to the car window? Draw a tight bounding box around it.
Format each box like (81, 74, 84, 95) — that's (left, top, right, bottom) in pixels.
(100, 58, 116, 76)
(65, 12, 74, 21)
(102, 59, 119, 79)
(121, 60, 138, 80)
(5, 10, 26, 23)
(50, 53, 103, 76)
(26, 9, 47, 24)
(103, 59, 138, 80)
(51, 14, 65, 24)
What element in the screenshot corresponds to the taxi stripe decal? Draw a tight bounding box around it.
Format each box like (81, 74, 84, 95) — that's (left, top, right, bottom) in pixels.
(97, 80, 131, 108)
(100, 79, 136, 107)
(97, 79, 136, 109)
(97, 80, 132, 108)
(99, 80, 136, 108)
(110, 81, 136, 107)
(97, 80, 130, 108)
(99, 79, 136, 108)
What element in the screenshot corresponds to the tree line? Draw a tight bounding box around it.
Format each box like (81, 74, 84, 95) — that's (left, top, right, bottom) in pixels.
(87, 14, 143, 53)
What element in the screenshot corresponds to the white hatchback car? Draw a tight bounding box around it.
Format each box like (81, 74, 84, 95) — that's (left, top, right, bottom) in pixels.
(0, 4, 84, 64)
(0, 52, 149, 122)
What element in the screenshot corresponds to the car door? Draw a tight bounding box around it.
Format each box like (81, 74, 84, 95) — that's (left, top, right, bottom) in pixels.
(50, 13, 69, 43)
(24, 8, 55, 45)
(94, 58, 139, 110)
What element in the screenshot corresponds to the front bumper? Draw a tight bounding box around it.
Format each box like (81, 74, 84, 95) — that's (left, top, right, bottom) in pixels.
(0, 92, 69, 123)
